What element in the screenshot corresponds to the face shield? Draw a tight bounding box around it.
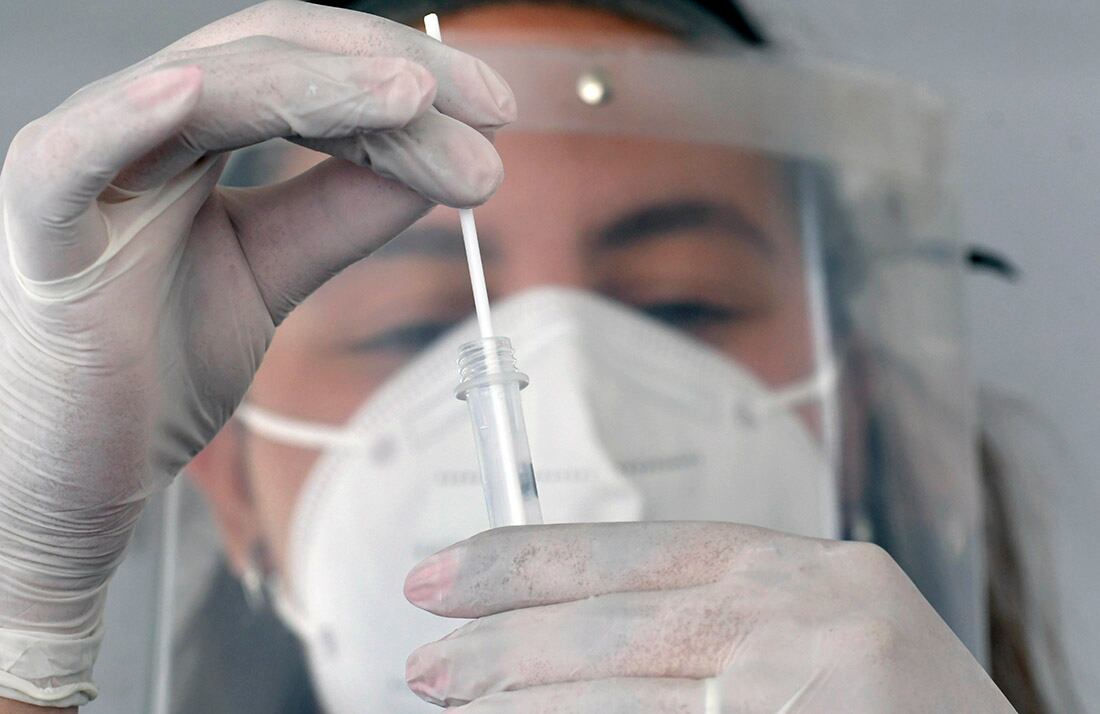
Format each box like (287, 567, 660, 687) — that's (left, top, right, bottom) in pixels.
(95, 38, 983, 714)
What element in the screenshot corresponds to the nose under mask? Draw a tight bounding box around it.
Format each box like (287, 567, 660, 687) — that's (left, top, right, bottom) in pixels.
(236, 286, 838, 713)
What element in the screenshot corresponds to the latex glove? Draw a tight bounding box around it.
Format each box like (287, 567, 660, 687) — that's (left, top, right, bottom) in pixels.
(405, 523, 1016, 713)
(0, 0, 514, 706)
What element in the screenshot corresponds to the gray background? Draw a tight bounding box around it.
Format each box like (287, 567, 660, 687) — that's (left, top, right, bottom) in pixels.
(1, 0, 1096, 710)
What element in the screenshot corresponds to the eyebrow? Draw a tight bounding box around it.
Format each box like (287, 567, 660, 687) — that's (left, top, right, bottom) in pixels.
(594, 199, 776, 257)
(374, 225, 500, 260)
(373, 199, 774, 259)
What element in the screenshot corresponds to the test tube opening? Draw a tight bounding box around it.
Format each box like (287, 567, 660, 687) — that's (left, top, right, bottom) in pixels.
(455, 336, 529, 398)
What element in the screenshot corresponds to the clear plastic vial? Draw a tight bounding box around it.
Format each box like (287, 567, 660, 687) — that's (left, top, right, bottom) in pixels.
(455, 337, 543, 528)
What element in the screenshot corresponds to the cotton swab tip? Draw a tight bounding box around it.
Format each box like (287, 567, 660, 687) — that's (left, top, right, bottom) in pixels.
(424, 13, 442, 41)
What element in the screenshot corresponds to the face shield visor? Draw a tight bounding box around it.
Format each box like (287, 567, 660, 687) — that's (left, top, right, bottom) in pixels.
(98, 38, 983, 714)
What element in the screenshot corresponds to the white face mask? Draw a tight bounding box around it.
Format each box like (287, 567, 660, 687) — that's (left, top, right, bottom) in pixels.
(236, 287, 838, 713)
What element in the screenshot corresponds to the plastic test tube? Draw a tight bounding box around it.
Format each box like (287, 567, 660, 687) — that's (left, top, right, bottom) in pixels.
(454, 337, 543, 528)
(424, 13, 543, 528)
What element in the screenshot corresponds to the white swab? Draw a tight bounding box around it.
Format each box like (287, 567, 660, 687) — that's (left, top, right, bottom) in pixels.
(423, 12, 443, 44)
(426, 13, 542, 528)
(424, 13, 495, 339)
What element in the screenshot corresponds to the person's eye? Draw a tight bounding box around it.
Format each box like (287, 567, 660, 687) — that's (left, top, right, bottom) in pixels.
(638, 300, 742, 330)
(348, 320, 458, 354)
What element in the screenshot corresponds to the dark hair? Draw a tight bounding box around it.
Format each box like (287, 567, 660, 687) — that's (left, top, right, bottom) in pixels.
(315, 0, 768, 45)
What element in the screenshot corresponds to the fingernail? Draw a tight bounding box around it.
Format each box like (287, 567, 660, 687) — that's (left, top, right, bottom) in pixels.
(127, 66, 202, 110)
(406, 648, 450, 705)
(405, 550, 457, 607)
(477, 63, 517, 124)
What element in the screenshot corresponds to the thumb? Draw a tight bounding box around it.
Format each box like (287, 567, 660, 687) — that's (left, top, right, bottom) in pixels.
(4, 66, 203, 282)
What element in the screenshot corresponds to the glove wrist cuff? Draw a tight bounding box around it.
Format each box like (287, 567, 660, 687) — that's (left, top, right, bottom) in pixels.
(0, 670, 97, 709)
(0, 628, 101, 708)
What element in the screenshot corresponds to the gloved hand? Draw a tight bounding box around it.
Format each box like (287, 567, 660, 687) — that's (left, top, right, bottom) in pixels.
(404, 522, 1016, 713)
(0, 0, 514, 706)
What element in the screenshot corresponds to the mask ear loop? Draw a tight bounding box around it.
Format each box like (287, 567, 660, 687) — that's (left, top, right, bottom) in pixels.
(232, 404, 345, 646)
(741, 358, 842, 540)
(235, 403, 362, 450)
(743, 358, 839, 424)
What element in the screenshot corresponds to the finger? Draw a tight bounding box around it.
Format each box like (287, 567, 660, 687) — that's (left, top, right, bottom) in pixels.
(3, 66, 202, 282)
(164, 0, 515, 128)
(444, 678, 714, 713)
(220, 155, 434, 323)
(222, 113, 501, 326)
(406, 588, 741, 705)
(405, 522, 788, 618)
(114, 43, 437, 191)
(290, 109, 503, 207)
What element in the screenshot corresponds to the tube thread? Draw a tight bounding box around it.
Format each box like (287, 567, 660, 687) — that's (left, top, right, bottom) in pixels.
(455, 337, 529, 398)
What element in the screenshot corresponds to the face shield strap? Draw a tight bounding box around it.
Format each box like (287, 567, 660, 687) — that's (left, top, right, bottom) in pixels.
(268, 576, 321, 644)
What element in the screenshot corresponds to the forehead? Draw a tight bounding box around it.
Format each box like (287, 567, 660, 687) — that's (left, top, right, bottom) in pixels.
(485, 131, 788, 217)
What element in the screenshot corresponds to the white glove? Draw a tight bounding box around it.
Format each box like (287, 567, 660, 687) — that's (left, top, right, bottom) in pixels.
(405, 523, 1017, 713)
(0, 0, 514, 706)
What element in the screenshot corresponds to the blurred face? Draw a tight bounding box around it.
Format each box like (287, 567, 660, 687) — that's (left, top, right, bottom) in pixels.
(192, 5, 815, 579)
